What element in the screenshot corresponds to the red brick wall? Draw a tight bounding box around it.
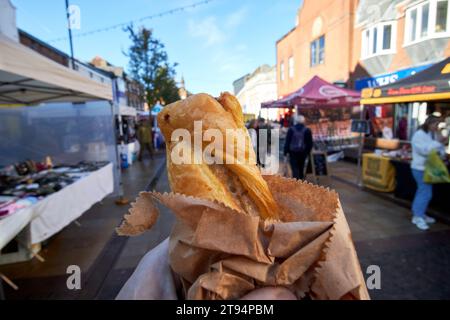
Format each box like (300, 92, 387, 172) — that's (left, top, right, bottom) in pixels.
(276, 0, 358, 97)
(19, 33, 69, 67)
(278, 0, 450, 93)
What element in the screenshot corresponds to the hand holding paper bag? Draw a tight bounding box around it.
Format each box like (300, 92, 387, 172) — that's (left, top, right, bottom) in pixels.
(117, 93, 370, 300)
(116, 238, 297, 300)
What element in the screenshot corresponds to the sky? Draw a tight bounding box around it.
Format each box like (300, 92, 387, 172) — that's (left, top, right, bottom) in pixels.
(11, 0, 302, 96)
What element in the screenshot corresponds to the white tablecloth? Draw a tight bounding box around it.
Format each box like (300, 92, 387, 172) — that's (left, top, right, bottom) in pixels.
(0, 163, 113, 249)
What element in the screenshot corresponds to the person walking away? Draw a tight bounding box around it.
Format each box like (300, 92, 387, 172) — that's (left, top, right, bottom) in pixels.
(256, 118, 269, 167)
(284, 115, 313, 179)
(247, 119, 258, 155)
(137, 120, 154, 161)
(410, 115, 446, 230)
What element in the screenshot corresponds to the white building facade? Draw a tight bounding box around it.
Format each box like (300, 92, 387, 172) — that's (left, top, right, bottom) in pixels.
(234, 65, 278, 121)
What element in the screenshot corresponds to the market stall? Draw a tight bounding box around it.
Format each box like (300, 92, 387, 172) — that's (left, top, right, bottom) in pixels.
(0, 162, 113, 253)
(0, 33, 116, 274)
(262, 76, 361, 153)
(136, 104, 165, 151)
(0, 34, 112, 104)
(361, 57, 450, 212)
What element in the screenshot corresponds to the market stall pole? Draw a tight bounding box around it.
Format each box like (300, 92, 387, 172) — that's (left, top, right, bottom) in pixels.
(350, 119, 370, 186)
(114, 104, 138, 206)
(0, 32, 115, 293)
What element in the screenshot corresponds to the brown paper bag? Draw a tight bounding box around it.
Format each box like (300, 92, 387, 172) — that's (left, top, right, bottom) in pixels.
(118, 175, 370, 300)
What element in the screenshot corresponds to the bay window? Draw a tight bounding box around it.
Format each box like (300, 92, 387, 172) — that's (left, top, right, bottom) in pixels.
(405, 0, 450, 45)
(361, 21, 396, 59)
(436, 0, 449, 32)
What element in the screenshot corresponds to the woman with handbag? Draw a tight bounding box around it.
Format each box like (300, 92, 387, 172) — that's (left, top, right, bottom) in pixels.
(410, 115, 446, 230)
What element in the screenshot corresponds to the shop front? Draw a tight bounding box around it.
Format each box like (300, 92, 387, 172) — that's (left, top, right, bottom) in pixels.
(355, 64, 432, 91)
(361, 57, 450, 213)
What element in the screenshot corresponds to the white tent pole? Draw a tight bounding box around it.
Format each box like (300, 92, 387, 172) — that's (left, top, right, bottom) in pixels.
(109, 101, 128, 205)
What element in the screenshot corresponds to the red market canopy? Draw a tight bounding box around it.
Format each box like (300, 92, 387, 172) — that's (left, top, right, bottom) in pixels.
(261, 75, 360, 109)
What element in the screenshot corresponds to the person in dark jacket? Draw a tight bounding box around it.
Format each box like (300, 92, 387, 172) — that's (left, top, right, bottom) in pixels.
(283, 115, 313, 179)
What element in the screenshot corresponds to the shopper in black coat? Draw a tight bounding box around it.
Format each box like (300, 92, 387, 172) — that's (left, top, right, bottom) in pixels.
(283, 115, 313, 179)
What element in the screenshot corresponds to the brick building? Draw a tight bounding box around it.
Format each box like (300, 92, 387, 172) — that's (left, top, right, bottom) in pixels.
(276, 0, 450, 97)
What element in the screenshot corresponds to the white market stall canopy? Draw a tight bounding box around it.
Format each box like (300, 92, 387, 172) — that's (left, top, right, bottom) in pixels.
(0, 34, 113, 105)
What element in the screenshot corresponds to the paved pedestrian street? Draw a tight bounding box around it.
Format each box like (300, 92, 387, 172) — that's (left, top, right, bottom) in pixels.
(1, 157, 449, 300)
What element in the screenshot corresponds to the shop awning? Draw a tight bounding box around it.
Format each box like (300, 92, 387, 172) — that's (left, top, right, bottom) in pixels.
(361, 57, 450, 105)
(0, 34, 113, 105)
(261, 75, 361, 109)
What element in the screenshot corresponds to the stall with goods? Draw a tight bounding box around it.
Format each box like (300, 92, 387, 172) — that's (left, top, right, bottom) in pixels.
(0, 160, 113, 259)
(0, 33, 117, 290)
(361, 57, 450, 213)
(262, 76, 361, 153)
(117, 93, 370, 300)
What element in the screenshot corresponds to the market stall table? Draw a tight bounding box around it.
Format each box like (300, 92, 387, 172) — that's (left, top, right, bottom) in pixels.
(0, 162, 113, 251)
(390, 159, 450, 213)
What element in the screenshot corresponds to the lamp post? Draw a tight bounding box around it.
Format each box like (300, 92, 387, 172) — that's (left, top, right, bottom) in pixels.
(65, 0, 75, 69)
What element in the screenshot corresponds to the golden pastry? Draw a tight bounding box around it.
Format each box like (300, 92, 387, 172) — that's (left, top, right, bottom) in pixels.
(157, 92, 279, 220)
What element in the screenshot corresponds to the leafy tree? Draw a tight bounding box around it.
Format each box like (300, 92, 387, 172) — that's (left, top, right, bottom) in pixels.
(125, 25, 180, 108)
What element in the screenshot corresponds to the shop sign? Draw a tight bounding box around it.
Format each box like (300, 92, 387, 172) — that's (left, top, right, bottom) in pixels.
(386, 85, 436, 96)
(355, 64, 432, 90)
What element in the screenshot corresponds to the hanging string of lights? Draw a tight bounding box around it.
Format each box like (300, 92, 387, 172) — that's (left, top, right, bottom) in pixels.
(48, 0, 215, 43)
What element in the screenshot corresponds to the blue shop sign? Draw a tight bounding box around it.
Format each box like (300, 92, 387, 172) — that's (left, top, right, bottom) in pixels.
(355, 64, 432, 90)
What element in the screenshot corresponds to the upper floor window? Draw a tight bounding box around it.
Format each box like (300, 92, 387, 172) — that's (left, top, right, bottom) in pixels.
(280, 62, 285, 81)
(405, 0, 450, 45)
(310, 35, 325, 66)
(361, 22, 396, 59)
(288, 56, 294, 78)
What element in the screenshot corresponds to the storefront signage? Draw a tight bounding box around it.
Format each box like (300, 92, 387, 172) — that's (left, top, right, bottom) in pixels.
(386, 85, 436, 96)
(355, 64, 432, 90)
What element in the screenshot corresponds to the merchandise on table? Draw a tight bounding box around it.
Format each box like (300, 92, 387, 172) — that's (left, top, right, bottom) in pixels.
(0, 160, 110, 219)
